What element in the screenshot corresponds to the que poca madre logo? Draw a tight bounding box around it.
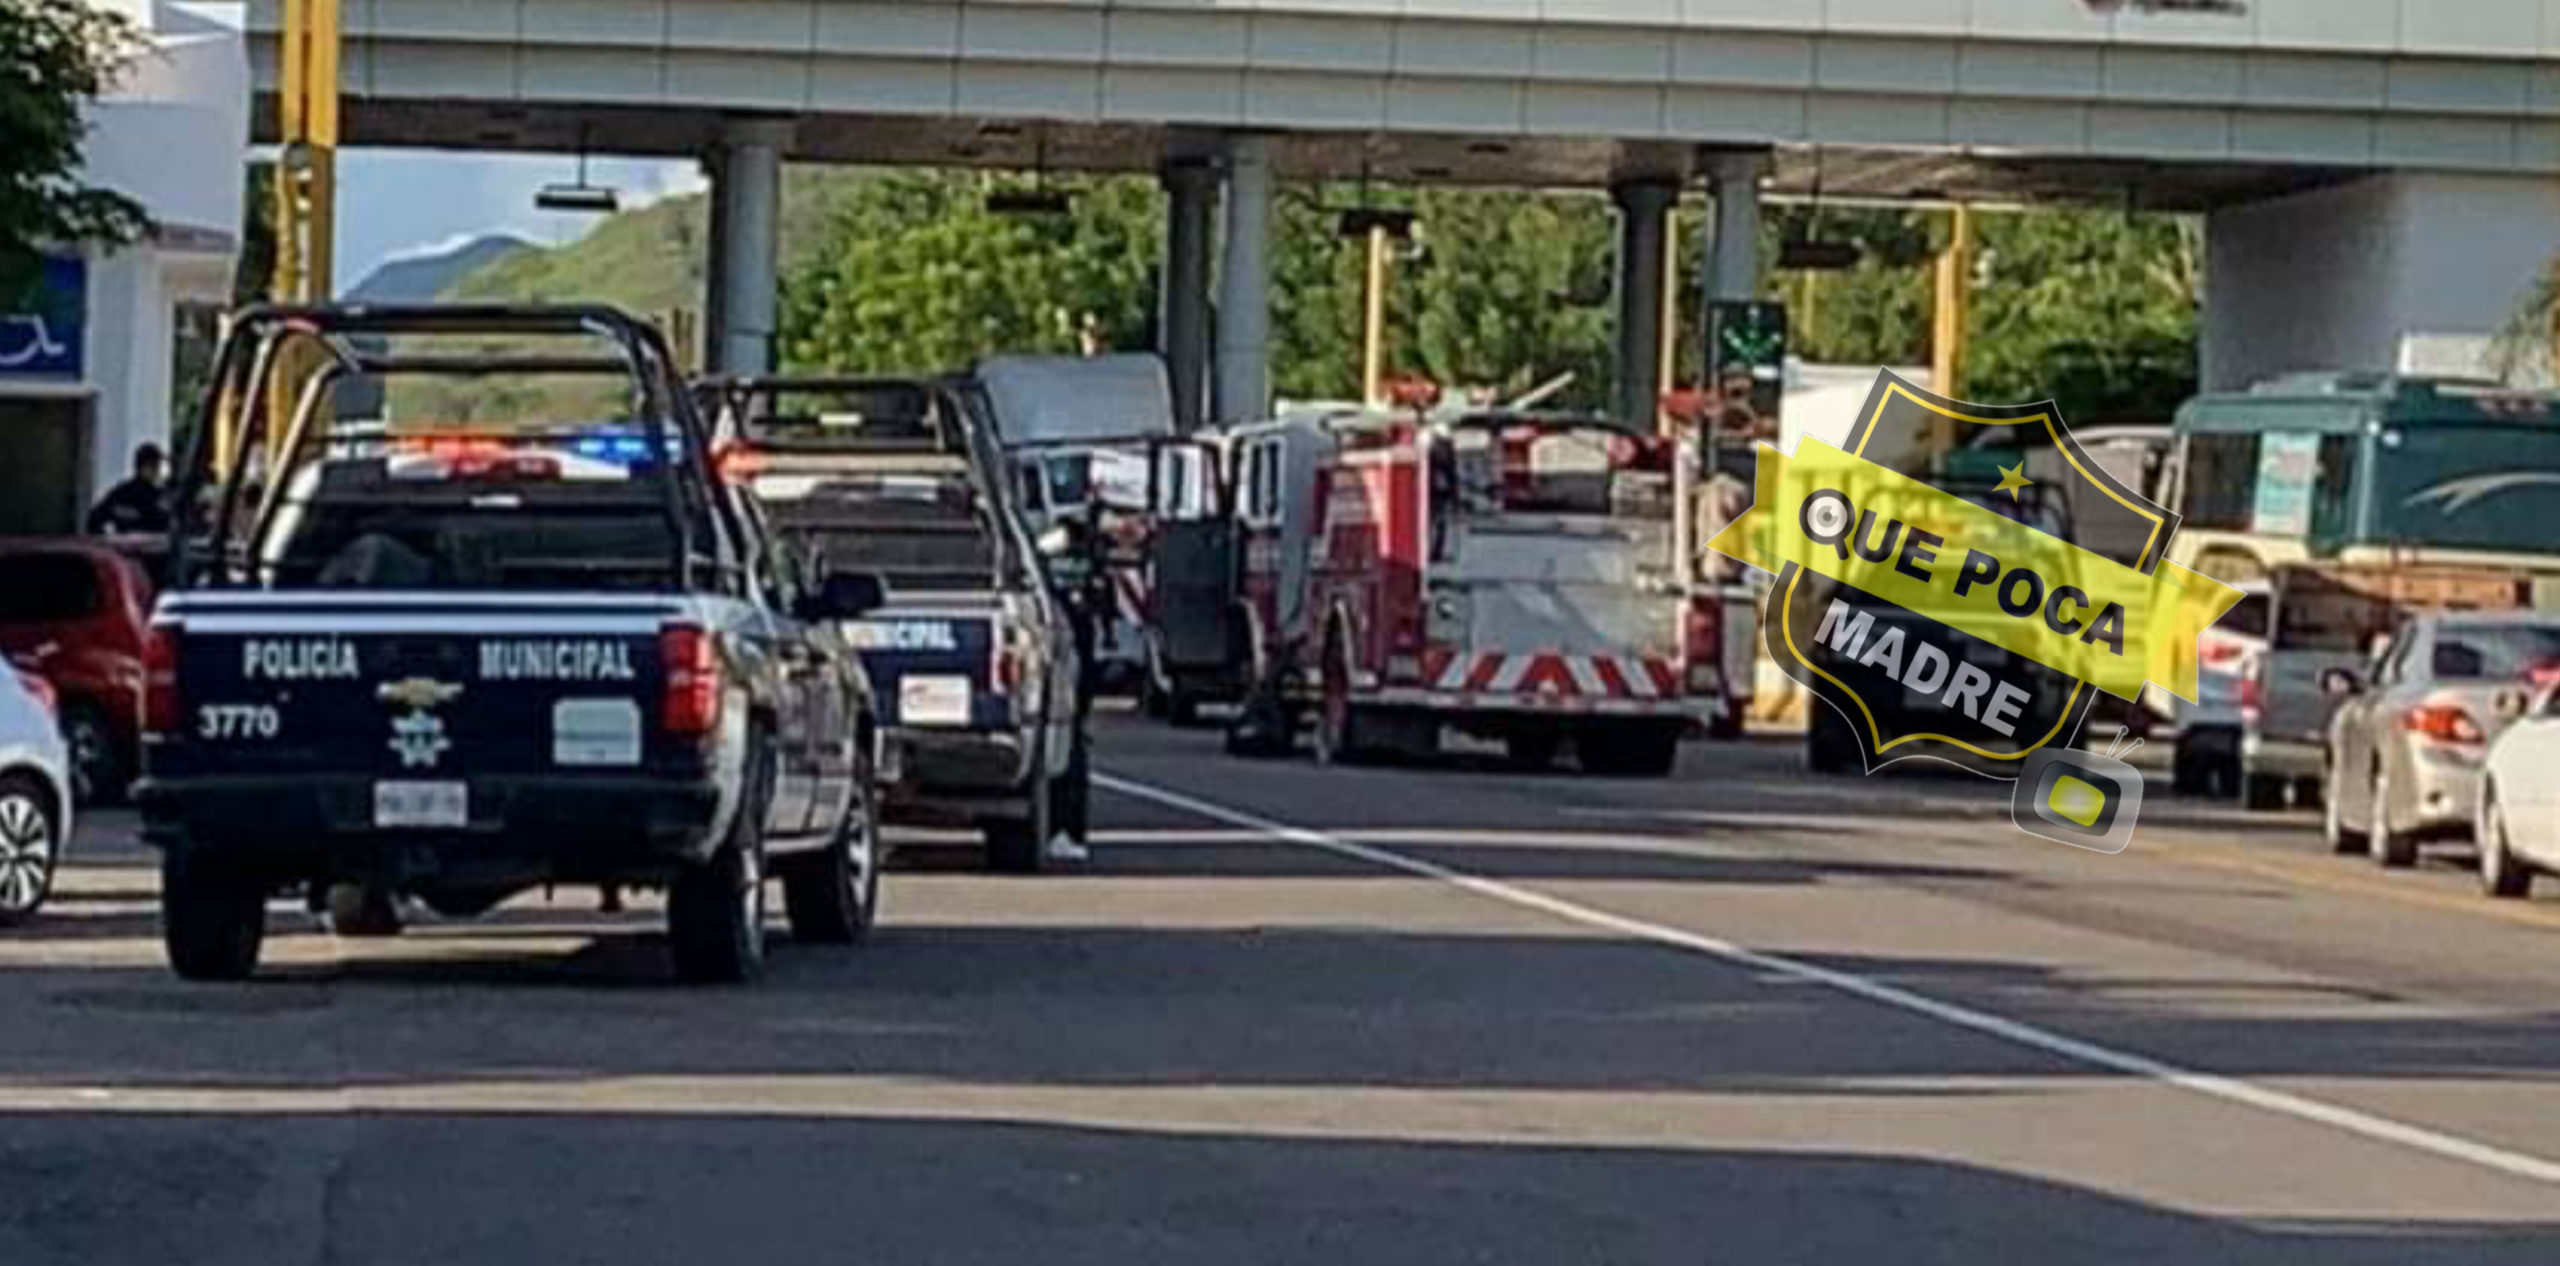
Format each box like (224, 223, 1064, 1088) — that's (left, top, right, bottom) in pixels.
(1707, 372, 2245, 850)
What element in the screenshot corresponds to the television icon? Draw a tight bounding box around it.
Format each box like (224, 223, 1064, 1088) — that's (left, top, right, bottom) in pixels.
(2013, 743, 2144, 855)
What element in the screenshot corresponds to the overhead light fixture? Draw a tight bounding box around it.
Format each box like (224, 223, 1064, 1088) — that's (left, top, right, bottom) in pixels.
(988, 187, 1073, 216)
(988, 128, 1074, 217)
(1775, 149, 1856, 271)
(535, 125, 620, 214)
(1336, 207, 1417, 239)
(1777, 238, 1861, 271)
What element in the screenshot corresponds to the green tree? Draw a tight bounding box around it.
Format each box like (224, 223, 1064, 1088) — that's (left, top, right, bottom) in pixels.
(1967, 209, 2200, 421)
(780, 172, 1163, 374)
(0, 0, 148, 300)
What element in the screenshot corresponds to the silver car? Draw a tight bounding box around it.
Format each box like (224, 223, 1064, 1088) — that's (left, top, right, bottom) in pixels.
(2322, 614, 2560, 867)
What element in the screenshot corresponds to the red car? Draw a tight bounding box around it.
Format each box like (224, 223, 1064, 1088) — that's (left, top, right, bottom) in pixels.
(0, 540, 157, 804)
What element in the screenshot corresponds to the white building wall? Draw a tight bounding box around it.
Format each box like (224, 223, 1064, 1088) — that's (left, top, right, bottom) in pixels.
(61, 2, 247, 497)
(2202, 172, 2560, 390)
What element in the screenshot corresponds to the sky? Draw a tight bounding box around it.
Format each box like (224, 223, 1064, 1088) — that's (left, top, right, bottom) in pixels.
(334, 150, 705, 289)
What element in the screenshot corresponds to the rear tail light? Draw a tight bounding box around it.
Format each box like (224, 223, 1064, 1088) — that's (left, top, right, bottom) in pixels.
(15, 671, 56, 717)
(993, 642, 1024, 696)
(144, 624, 181, 736)
(1683, 598, 1722, 694)
(2399, 703, 2485, 746)
(661, 625, 722, 736)
(2239, 673, 2262, 725)
(713, 444, 767, 484)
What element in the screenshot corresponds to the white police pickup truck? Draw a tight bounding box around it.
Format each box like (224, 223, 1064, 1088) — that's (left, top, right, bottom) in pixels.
(139, 306, 887, 983)
(702, 376, 1089, 873)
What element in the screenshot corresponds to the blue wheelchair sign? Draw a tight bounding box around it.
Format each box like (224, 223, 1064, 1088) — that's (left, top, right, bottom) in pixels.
(0, 256, 86, 380)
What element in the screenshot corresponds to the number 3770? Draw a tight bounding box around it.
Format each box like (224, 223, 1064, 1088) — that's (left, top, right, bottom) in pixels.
(197, 705, 280, 740)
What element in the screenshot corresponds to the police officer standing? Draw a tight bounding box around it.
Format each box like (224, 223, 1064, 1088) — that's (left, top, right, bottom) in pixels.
(86, 443, 173, 536)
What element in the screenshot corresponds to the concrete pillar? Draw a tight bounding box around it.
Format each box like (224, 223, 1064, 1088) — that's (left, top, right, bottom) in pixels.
(700, 149, 729, 369)
(1612, 179, 1678, 429)
(710, 119, 789, 376)
(2202, 172, 2560, 390)
(1705, 151, 1765, 303)
(1214, 134, 1274, 425)
(1160, 159, 1218, 432)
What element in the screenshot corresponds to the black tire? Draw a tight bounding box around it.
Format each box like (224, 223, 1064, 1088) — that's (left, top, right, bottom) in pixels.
(2242, 773, 2287, 811)
(61, 703, 127, 806)
(1581, 723, 1681, 778)
(1504, 731, 1564, 771)
(2292, 776, 2325, 812)
(1706, 709, 1746, 742)
(984, 736, 1052, 875)
(1057, 728, 1092, 843)
(2369, 765, 2417, 869)
(669, 748, 771, 983)
(161, 851, 266, 981)
(0, 773, 61, 927)
(1806, 707, 1856, 775)
(1166, 689, 1205, 728)
(2322, 758, 2368, 856)
(1312, 638, 1378, 767)
(783, 757, 881, 945)
(324, 884, 404, 938)
(2480, 783, 2534, 899)
(2172, 743, 2205, 797)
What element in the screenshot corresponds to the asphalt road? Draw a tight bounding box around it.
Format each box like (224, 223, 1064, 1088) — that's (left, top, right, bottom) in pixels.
(9, 713, 2560, 1264)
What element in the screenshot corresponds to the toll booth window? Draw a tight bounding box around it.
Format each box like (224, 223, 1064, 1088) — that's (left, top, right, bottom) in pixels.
(2179, 434, 2258, 530)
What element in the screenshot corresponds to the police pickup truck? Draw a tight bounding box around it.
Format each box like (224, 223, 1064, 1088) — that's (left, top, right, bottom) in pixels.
(702, 376, 1088, 872)
(139, 306, 886, 983)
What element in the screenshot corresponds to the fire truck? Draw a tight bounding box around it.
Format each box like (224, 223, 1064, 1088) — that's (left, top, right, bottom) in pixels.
(1153, 396, 1739, 775)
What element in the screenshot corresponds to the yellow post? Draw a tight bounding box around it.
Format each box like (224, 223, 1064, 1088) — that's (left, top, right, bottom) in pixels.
(1929, 203, 1973, 460)
(264, 0, 340, 470)
(1361, 224, 1390, 407)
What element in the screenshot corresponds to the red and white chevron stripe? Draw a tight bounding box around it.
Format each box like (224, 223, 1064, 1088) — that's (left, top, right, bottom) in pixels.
(1423, 649, 1682, 700)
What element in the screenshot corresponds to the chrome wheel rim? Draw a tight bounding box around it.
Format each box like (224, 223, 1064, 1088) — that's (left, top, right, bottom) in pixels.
(0, 793, 56, 915)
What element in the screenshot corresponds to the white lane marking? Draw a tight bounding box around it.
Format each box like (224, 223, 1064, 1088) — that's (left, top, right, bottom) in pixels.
(1099, 772, 2560, 1187)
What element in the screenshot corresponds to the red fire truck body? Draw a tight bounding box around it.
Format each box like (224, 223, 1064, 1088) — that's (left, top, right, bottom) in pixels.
(1217, 407, 1732, 774)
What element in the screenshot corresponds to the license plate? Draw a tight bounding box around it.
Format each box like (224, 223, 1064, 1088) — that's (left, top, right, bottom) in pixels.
(374, 781, 468, 829)
(900, 675, 974, 727)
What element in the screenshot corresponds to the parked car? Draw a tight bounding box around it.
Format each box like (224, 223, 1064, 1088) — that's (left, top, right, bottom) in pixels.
(2164, 580, 2269, 797)
(0, 540, 155, 804)
(0, 662, 72, 925)
(2321, 613, 2560, 867)
(2477, 684, 2560, 898)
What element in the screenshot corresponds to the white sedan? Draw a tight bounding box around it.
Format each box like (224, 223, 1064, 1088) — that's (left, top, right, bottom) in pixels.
(0, 664, 72, 924)
(2478, 685, 2560, 898)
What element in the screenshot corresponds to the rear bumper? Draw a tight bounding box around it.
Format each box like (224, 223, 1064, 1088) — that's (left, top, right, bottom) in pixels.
(2395, 746, 2484, 837)
(135, 773, 724, 883)
(1354, 686, 1716, 721)
(2243, 733, 2325, 781)
(881, 727, 1033, 824)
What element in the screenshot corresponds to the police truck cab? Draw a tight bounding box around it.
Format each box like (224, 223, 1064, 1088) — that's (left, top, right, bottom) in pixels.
(139, 306, 887, 984)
